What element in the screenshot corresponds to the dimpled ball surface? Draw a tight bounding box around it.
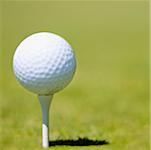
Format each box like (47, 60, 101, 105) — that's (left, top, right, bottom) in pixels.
(13, 32, 76, 95)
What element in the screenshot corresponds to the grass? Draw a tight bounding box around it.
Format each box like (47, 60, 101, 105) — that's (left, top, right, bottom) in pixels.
(0, 1, 149, 150)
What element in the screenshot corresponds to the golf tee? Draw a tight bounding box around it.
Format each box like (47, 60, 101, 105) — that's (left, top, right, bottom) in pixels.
(38, 95, 53, 148)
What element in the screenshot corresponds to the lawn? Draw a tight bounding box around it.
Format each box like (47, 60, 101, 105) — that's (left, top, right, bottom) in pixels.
(0, 1, 149, 150)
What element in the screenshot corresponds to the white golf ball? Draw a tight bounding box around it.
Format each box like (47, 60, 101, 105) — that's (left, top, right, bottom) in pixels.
(13, 32, 76, 95)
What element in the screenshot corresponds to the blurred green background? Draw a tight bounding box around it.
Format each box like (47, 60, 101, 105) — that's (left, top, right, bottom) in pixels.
(1, 1, 149, 150)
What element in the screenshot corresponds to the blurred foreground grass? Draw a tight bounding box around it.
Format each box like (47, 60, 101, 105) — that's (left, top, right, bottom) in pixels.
(0, 1, 149, 150)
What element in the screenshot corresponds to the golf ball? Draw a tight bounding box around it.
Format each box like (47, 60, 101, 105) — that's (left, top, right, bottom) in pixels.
(13, 32, 76, 95)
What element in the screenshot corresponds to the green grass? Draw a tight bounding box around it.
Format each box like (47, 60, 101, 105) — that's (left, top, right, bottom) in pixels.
(0, 1, 149, 150)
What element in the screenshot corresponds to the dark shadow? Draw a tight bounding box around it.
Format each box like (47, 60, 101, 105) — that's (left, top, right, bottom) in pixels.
(49, 137, 109, 146)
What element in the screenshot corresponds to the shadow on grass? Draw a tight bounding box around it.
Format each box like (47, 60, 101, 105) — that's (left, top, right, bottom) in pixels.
(49, 137, 109, 146)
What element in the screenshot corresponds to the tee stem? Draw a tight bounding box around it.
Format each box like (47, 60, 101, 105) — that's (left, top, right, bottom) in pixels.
(38, 94, 53, 148)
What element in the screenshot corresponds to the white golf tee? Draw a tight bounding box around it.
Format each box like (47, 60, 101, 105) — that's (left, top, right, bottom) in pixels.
(38, 95, 53, 148)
